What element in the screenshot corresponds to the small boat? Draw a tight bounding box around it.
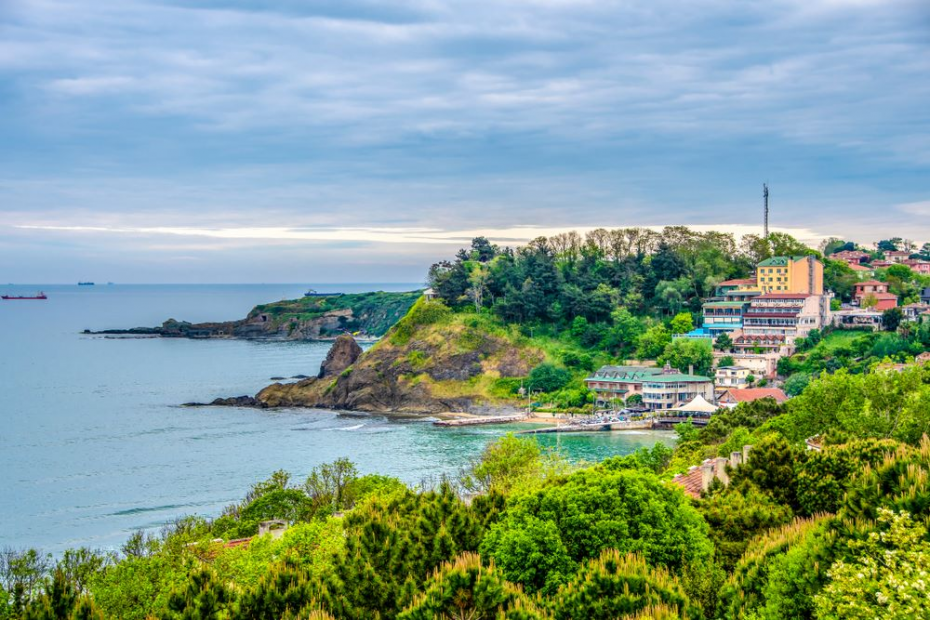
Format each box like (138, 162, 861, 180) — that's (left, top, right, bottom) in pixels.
(78, 282, 95, 286)
(2, 292, 47, 300)
(304, 288, 342, 297)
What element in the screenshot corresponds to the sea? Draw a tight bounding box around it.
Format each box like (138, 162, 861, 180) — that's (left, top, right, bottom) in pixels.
(0, 283, 675, 554)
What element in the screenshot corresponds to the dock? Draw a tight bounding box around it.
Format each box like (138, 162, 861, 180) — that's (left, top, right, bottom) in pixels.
(519, 419, 656, 434)
(433, 414, 526, 427)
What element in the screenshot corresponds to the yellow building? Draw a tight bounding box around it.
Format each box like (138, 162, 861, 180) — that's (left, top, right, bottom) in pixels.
(733, 256, 824, 295)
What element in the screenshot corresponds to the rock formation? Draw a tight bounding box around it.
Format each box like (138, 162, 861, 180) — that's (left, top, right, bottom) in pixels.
(318, 334, 363, 378)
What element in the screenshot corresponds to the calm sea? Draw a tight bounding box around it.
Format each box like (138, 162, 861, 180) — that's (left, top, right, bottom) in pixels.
(0, 284, 674, 553)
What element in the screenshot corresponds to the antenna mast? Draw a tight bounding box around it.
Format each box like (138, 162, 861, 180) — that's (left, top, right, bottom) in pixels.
(763, 183, 769, 238)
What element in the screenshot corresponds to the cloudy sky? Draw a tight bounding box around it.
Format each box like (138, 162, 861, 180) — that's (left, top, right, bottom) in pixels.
(1, 0, 928, 283)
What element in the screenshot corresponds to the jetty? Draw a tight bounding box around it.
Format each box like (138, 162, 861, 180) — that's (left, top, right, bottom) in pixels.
(520, 418, 656, 434)
(433, 414, 525, 427)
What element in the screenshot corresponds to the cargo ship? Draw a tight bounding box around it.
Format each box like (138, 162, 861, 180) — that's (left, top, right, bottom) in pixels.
(2, 292, 47, 300)
(78, 282, 95, 286)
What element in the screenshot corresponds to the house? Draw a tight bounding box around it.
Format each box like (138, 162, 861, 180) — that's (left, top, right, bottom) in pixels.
(715, 350, 781, 379)
(671, 445, 752, 499)
(884, 250, 912, 263)
(641, 365, 715, 411)
(584, 365, 665, 406)
(870, 260, 895, 269)
(831, 250, 870, 264)
(832, 308, 884, 330)
(423, 288, 438, 301)
(853, 281, 896, 309)
(715, 365, 753, 388)
(848, 263, 872, 274)
(922, 288, 930, 305)
(902, 303, 930, 322)
(717, 387, 789, 407)
(904, 260, 930, 275)
(916, 352, 930, 365)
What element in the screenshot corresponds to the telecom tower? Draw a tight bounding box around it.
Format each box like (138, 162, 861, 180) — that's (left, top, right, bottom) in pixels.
(763, 183, 770, 238)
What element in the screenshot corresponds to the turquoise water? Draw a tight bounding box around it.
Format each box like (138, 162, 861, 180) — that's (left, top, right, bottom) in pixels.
(0, 284, 674, 553)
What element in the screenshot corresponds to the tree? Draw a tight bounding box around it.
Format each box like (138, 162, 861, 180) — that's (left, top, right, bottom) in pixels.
(549, 551, 700, 620)
(636, 325, 672, 360)
(882, 307, 903, 331)
(815, 509, 930, 620)
(460, 434, 564, 495)
(669, 312, 694, 335)
(861, 293, 878, 309)
(729, 435, 803, 509)
(657, 338, 713, 377)
(480, 468, 712, 594)
(528, 364, 571, 393)
(714, 333, 733, 351)
(783, 373, 810, 397)
(717, 355, 735, 367)
(398, 553, 547, 620)
(304, 458, 359, 515)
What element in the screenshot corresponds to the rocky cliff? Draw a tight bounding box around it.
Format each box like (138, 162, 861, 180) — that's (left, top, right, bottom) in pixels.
(253, 298, 545, 413)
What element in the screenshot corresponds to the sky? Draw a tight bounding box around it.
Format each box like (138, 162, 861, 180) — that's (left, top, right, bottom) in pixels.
(1, 0, 929, 283)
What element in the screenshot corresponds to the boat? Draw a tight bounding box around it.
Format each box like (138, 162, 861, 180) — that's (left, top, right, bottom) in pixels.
(2, 292, 47, 300)
(78, 282, 95, 286)
(304, 288, 342, 297)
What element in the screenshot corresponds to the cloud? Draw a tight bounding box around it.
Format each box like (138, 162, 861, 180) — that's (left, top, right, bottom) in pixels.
(1, 0, 928, 281)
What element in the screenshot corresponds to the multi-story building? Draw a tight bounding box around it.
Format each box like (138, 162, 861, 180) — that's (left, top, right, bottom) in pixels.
(884, 250, 912, 264)
(754, 256, 824, 294)
(715, 365, 752, 388)
(584, 365, 665, 405)
(903, 260, 930, 275)
(641, 367, 715, 411)
(741, 293, 830, 342)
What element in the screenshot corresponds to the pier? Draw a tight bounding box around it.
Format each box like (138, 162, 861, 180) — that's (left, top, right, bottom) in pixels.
(433, 414, 526, 427)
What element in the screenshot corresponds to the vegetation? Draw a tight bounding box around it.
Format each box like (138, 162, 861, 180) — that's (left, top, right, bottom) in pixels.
(251, 291, 422, 337)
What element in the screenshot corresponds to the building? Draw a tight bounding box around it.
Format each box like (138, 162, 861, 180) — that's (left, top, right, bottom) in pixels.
(884, 250, 912, 264)
(833, 308, 883, 330)
(903, 303, 930, 322)
(870, 260, 895, 269)
(853, 280, 897, 309)
(922, 288, 930, 305)
(754, 256, 824, 295)
(671, 445, 752, 499)
(717, 387, 789, 407)
(848, 263, 872, 274)
(641, 365, 714, 411)
(903, 260, 930, 275)
(715, 365, 753, 388)
(584, 365, 665, 405)
(742, 293, 830, 342)
(831, 250, 870, 264)
(715, 350, 781, 379)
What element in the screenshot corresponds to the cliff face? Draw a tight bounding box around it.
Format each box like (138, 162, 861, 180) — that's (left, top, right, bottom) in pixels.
(255, 299, 544, 413)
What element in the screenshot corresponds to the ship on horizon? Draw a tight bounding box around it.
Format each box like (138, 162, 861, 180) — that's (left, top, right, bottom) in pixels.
(2, 292, 47, 300)
(78, 281, 95, 286)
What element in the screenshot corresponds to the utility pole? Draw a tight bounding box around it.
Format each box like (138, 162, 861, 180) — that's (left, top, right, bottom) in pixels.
(763, 183, 770, 238)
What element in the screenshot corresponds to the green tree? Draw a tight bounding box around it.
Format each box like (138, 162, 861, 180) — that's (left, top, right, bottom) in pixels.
(669, 312, 694, 335)
(528, 364, 571, 393)
(549, 551, 700, 620)
(714, 333, 733, 352)
(460, 434, 565, 495)
(481, 468, 712, 594)
(399, 553, 548, 620)
(636, 325, 672, 360)
(882, 307, 903, 331)
(729, 435, 803, 509)
(657, 338, 713, 377)
(815, 509, 930, 620)
(783, 373, 809, 397)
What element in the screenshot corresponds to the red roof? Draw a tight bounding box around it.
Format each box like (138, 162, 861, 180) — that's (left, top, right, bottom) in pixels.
(755, 293, 811, 299)
(719, 278, 756, 286)
(856, 280, 885, 287)
(848, 264, 870, 271)
(721, 388, 789, 404)
(671, 467, 703, 499)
